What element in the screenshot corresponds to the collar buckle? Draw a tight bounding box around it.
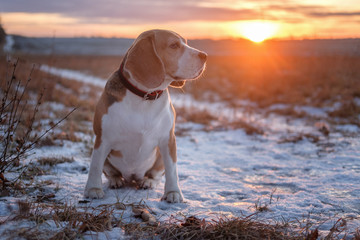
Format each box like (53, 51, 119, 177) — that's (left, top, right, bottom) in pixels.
(144, 91, 161, 100)
(144, 93, 150, 100)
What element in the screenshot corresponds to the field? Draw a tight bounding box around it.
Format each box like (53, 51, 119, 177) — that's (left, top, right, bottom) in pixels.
(1, 39, 360, 239)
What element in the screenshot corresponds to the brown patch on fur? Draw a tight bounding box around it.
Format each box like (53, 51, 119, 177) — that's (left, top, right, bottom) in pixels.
(94, 137, 102, 150)
(93, 71, 126, 149)
(105, 71, 127, 102)
(170, 80, 185, 88)
(168, 104, 177, 163)
(103, 150, 124, 178)
(103, 158, 123, 178)
(109, 150, 123, 158)
(145, 147, 164, 178)
(125, 32, 165, 89)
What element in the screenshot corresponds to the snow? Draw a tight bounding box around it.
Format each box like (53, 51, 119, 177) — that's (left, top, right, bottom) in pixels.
(1, 67, 359, 239)
(335, 124, 360, 133)
(40, 65, 106, 88)
(3, 35, 14, 53)
(294, 105, 328, 118)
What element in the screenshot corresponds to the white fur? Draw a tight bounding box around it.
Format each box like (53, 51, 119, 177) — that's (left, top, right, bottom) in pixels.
(176, 44, 206, 79)
(103, 93, 172, 179)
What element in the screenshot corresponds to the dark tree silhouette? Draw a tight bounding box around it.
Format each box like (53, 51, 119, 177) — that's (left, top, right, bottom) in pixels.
(0, 23, 6, 53)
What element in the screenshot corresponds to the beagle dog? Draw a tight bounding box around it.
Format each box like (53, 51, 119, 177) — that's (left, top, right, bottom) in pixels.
(84, 29, 207, 203)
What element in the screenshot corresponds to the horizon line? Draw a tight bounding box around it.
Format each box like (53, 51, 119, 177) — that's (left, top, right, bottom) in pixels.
(7, 33, 360, 42)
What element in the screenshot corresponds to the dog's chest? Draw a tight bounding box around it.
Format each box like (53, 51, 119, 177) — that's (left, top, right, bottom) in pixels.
(100, 93, 173, 176)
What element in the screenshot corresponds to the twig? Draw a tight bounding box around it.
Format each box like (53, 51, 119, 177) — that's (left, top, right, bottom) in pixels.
(7, 107, 77, 182)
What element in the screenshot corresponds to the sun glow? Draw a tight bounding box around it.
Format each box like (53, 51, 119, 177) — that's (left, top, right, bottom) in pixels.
(238, 21, 278, 43)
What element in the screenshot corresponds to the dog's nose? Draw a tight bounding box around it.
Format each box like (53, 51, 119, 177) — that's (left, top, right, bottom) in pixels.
(198, 52, 207, 62)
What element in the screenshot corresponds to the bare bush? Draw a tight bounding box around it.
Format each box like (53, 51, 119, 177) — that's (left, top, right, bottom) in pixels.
(0, 58, 75, 185)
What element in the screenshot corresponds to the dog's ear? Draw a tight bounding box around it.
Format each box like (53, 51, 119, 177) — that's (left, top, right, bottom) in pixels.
(124, 33, 165, 89)
(169, 81, 185, 88)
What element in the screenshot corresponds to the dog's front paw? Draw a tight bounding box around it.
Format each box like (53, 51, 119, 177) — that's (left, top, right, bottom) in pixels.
(140, 177, 161, 189)
(108, 177, 125, 189)
(84, 188, 104, 199)
(161, 191, 184, 203)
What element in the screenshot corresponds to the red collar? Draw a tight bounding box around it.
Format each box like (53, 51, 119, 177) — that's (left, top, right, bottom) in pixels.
(119, 62, 164, 100)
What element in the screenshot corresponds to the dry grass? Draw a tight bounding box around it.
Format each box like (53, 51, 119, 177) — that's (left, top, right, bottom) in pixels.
(124, 214, 360, 240)
(37, 156, 74, 166)
(176, 106, 217, 125)
(24, 54, 123, 79)
(0, 55, 99, 110)
(3, 200, 115, 239)
(225, 119, 264, 135)
(176, 106, 264, 135)
(124, 215, 313, 240)
(278, 133, 320, 144)
(329, 99, 360, 123)
(265, 107, 307, 118)
(193, 54, 360, 108)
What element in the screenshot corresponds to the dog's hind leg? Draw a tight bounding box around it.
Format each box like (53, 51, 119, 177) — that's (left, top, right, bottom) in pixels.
(103, 158, 125, 189)
(141, 147, 164, 189)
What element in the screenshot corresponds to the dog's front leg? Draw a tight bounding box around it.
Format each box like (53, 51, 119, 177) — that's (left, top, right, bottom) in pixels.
(160, 130, 184, 203)
(84, 141, 110, 199)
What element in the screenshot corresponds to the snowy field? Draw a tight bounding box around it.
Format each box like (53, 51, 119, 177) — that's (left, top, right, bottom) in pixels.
(1, 65, 360, 239)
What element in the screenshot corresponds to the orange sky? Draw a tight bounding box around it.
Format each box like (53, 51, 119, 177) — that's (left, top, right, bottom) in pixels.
(1, 0, 360, 40)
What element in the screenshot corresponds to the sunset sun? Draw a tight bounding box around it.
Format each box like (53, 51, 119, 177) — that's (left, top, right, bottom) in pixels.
(238, 21, 278, 43)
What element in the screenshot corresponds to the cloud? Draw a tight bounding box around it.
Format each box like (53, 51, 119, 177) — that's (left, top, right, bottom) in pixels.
(93, 5, 261, 22)
(305, 11, 360, 18)
(2, 0, 360, 25)
(0, 0, 268, 23)
(265, 4, 360, 19)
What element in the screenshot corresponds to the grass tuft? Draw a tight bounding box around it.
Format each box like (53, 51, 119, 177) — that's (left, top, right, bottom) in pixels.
(124, 215, 310, 240)
(37, 156, 74, 166)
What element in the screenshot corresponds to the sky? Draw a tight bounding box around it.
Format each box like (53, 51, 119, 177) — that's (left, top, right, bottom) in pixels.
(0, 0, 360, 40)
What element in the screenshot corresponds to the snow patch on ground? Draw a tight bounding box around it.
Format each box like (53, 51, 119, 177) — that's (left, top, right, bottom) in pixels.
(1, 66, 359, 238)
(335, 124, 359, 133)
(3, 35, 15, 53)
(40, 65, 106, 88)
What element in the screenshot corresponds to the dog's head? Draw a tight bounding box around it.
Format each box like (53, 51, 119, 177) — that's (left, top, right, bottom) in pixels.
(124, 29, 207, 89)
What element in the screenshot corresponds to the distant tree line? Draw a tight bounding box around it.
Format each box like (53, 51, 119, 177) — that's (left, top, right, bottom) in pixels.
(0, 23, 6, 53)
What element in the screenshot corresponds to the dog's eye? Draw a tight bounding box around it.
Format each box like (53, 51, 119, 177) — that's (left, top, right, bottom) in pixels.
(169, 42, 180, 49)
